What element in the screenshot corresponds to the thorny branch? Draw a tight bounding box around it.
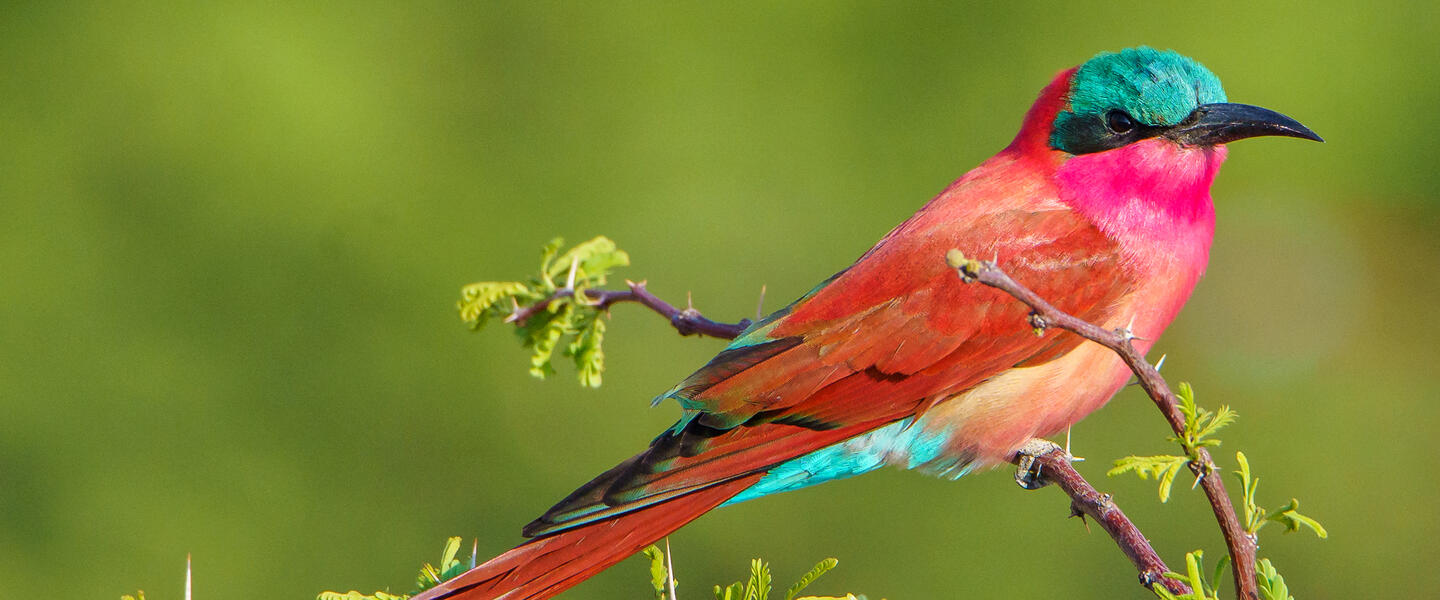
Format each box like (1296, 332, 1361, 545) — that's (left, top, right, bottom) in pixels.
(949, 250, 1258, 600)
(1016, 443, 1191, 596)
(506, 279, 750, 340)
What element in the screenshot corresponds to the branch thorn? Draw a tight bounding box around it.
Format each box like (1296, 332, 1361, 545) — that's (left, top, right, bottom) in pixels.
(564, 255, 579, 291)
(1116, 314, 1147, 342)
(503, 296, 523, 324)
(1127, 353, 1168, 387)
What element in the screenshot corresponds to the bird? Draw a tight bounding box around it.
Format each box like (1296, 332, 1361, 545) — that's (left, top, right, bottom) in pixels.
(415, 47, 1321, 600)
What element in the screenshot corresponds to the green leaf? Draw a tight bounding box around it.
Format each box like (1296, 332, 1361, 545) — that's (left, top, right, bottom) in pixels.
(438, 538, 469, 582)
(564, 312, 607, 388)
(1184, 401, 1235, 450)
(1235, 451, 1254, 500)
(439, 536, 463, 573)
(519, 302, 575, 379)
(1162, 383, 1240, 456)
(785, 558, 838, 600)
(547, 236, 630, 286)
(717, 583, 746, 600)
(1256, 558, 1293, 600)
(745, 558, 772, 600)
(1183, 550, 1205, 598)
(538, 237, 565, 288)
(1194, 405, 1237, 442)
(1265, 498, 1329, 539)
(642, 545, 668, 600)
(1210, 555, 1230, 592)
(1157, 550, 1220, 600)
(415, 537, 465, 592)
(1233, 451, 1265, 533)
(318, 593, 409, 600)
(457, 281, 532, 330)
(416, 561, 442, 590)
(1109, 454, 1191, 502)
(1176, 382, 1199, 433)
(1235, 452, 1326, 540)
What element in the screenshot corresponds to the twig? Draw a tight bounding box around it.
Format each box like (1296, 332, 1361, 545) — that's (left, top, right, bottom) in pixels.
(952, 252, 1258, 600)
(506, 280, 750, 339)
(1016, 444, 1191, 596)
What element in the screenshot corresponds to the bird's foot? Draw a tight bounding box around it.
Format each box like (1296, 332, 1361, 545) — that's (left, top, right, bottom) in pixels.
(1012, 438, 1071, 490)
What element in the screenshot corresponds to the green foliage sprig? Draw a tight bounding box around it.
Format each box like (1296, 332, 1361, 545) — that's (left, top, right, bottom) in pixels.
(1151, 553, 1295, 600)
(642, 545, 674, 600)
(1103, 383, 1323, 600)
(1255, 558, 1294, 600)
(640, 542, 867, 600)
(317, 537, 476, 600)
(1152, 549, 1228, 600)
(317, 592, 409, 600)
(1234, 452, 1328, 539)
(457, 236, 630, 387)
(1106, 382, 1235, 502)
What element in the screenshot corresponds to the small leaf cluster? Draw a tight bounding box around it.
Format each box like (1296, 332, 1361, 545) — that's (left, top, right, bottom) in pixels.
(317, 593, 408, 600)
(641, 543, 870, 600)
(1234, 452, 1327, 539)
(1171, 382, 1237, 454)
(317, 537, 476, 600)
(1255, 558, 1294, 600)
(1152, 553, 1294, 600)
(1107, 382, 1235, 502)
(415, 536, 473, 593)
(642, 545, 674, 600)
(457, 236, 630, 387)
(1153, 549, 1230, 600)
(1108, 453, 1192, 502)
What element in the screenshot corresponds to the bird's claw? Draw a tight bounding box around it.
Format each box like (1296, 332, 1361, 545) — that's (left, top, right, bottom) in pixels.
(1013, 438, 1066, 490)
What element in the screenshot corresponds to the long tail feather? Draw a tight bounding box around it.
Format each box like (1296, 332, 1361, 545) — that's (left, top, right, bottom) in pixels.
(411, 473, 762, 600)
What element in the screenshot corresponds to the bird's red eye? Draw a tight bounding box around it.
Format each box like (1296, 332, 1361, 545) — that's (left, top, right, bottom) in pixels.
(1105, 110, 1136, 134)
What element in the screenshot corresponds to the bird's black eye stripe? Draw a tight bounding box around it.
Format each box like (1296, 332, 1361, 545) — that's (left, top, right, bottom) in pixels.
(1105, 110, 1136, 134)
(1051, 107, 1164, 155)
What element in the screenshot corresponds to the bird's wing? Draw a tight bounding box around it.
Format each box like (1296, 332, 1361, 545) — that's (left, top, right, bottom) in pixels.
(525, 203, 1134, 537)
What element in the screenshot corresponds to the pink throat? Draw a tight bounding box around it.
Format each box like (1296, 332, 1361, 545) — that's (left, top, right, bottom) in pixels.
(1052, 139, 1222, 258)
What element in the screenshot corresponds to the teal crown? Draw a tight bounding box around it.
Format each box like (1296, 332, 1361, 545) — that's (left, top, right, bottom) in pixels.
(1050, 47, 1227, 154)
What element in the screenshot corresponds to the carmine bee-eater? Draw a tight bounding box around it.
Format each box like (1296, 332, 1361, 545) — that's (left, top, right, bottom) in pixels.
(417, 47, 1320, 600)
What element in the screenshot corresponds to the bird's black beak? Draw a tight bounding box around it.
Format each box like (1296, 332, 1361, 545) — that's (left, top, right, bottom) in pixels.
(1164, 103, 1323, 146)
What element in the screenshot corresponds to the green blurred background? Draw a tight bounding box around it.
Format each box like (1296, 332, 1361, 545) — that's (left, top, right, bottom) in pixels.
(3, 2, 1436, 599)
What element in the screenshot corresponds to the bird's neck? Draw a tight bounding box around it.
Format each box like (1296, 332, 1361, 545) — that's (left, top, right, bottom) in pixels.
(1052, 138, 1221, 261)
(1049, 138, 1222, 349)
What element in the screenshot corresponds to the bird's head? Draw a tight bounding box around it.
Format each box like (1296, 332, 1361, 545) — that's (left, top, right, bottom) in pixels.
(1011, 47, 1321, 157)
(1004, 48, 1322, 252)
